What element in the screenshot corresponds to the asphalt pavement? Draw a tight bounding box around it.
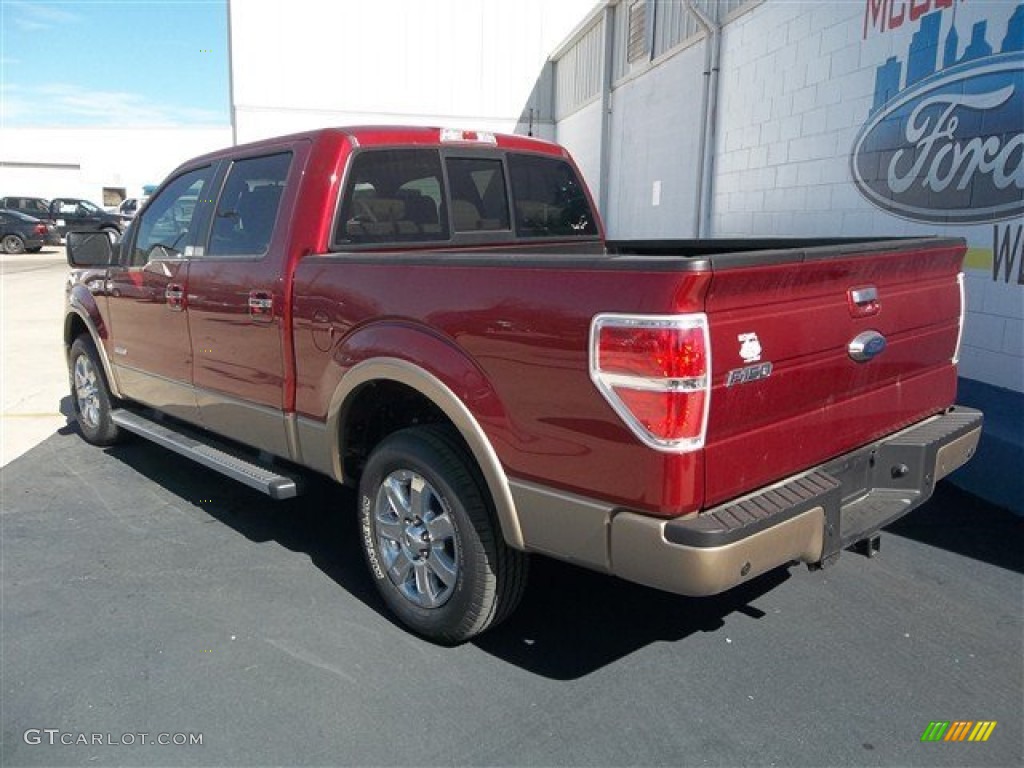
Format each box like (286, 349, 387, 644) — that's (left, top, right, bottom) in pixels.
(1, 426, 1021, 767)
(0, 246, 1021, 767)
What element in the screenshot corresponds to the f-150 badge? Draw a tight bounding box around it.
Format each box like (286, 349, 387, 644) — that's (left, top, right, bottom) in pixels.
(738, 332, 762, 363)
(728, 332, 771, 387)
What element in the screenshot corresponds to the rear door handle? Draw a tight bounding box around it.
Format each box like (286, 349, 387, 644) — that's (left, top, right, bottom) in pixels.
(165, 283, 185, 311)
(248, 290, 274, 323)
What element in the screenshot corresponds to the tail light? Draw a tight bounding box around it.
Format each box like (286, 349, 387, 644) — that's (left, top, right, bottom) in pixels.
(589, 313, 711, 452)
(34, 223, 47, 235)
(952, 272, 965, 365)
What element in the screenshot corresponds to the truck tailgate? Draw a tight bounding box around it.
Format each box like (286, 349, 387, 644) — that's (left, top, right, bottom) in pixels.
(702, 238, 965, 508)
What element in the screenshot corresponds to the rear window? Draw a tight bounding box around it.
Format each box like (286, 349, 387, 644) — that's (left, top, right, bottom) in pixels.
(508, 154, 598, 238)
(332, 146, 599, 248)
(445, 157, 510, 233)
(335, 149, 449, 246)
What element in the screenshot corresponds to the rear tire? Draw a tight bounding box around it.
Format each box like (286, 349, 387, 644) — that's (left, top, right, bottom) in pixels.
(357, 425, 528, 644)
(69, 335, 122, 446)
(2, 234, 25, 254)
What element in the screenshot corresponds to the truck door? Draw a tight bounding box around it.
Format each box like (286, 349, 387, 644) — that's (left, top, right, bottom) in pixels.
(104, 165, 216, 424)
(187, 149, 296, 458)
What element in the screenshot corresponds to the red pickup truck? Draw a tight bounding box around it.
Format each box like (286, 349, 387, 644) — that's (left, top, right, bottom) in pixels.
(64, 126, 982, 643)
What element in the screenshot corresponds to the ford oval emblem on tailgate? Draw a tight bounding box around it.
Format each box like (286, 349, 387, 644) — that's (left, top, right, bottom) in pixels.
(849, 331, 887, 362)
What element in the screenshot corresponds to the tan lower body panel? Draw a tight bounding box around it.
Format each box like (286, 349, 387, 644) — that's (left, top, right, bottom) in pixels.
(609, 506, 826, 597)
(934, 426, 981, 481)
(510, 479, 612, 571)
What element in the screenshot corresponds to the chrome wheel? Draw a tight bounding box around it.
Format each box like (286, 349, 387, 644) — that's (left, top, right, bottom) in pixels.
(73, 354, 101, 430)
(373, 469, 459, 609)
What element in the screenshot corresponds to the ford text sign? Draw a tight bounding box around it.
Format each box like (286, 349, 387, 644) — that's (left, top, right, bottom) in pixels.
(851, 52, 1024, 224)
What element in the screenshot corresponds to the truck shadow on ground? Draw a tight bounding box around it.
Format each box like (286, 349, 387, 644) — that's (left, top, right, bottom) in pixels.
(96, 430, 789, 679)
(885, 482, 1023, 574)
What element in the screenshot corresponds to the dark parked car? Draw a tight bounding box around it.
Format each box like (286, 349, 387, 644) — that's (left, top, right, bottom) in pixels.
(49, 198, 125, 238)
(0, 196, 124, 238)
(0, 209, 47, 253)
(0, 196, 51, 219)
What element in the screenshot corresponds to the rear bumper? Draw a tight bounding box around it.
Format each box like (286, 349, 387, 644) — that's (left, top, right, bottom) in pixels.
(609, 406, 983, 596)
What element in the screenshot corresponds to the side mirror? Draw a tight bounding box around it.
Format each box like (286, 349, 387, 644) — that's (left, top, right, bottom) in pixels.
(66, 231, 115, 267)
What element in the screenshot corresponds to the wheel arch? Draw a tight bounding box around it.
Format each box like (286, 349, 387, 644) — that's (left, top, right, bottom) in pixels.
(325, 358, 525, 551)
(64, 293, 122, 399)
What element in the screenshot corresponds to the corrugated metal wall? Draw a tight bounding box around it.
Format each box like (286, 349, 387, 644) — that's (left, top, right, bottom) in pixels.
(554, 19, 605, 120)
(554, 1, 759, 119)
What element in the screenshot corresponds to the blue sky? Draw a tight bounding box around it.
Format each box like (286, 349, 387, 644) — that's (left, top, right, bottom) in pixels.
(0, 0, 230, 127)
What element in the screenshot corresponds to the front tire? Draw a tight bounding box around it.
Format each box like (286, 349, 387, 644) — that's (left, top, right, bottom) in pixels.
(358, 425, 528, 644)
(69, 335, 122, 446)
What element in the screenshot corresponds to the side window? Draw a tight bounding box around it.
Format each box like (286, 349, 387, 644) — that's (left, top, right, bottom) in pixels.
(508, 154, 599, 238)
(445, 157, 510, 232)
(208, 152, 292, 257)
(130, 166, 213, 266)
(335, 149, 449, 246)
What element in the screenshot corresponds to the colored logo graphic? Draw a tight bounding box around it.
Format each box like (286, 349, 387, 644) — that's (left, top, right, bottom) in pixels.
(851, 5, 1024, 224)
(921, 720, 998, 742)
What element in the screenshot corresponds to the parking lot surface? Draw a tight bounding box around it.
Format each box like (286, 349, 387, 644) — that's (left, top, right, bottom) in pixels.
(1, 425, 1021, 767)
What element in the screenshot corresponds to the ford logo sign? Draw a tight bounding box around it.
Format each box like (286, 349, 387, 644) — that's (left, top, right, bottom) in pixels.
(849, 331, 888, 363)
(850, 52, 1024, 224)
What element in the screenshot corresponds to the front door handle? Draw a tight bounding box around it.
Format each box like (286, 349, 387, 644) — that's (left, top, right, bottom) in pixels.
(165, 284, 185, 311)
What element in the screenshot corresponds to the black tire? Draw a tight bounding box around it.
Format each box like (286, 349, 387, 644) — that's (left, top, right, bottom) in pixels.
(2, 234, 25, 254)
(358, 425, 528, 644)
(69, 335, 122, 446)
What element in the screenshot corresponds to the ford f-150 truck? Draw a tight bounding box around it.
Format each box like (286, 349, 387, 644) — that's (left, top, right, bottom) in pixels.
(64, 126, 982, 643)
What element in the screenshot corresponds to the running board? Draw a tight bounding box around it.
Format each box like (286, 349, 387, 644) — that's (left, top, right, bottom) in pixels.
(111, 410, 302, 500)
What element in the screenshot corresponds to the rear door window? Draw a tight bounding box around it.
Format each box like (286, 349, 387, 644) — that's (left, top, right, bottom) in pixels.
(207, 152, 292, 257)
(508, 154, 598, 238)
(335, 149, 449, 246)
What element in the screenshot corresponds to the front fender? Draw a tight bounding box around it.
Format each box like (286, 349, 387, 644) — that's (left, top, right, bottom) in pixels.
(65, 281, 122, 399)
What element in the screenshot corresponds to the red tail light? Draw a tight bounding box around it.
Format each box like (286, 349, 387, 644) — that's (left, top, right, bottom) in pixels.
(590, 313, 711, 452)
(34, 224, 47, 235)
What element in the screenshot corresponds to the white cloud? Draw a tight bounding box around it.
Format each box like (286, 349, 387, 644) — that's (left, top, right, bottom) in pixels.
(6, 1, 81, 32)
(1, 82, 227, 127)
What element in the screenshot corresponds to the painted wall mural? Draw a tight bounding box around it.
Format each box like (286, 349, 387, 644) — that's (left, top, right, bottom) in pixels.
(854, 0, 1024, 287)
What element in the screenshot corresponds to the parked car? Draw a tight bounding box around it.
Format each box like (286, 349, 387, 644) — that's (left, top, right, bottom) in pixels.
(0, 208, 48, 253)
(63, 126, 982, 643)
(117, 197, 148, 218)
(49, 198, 125, 238)
(1, 196, 51, 219)
(0, 196, 124, 239)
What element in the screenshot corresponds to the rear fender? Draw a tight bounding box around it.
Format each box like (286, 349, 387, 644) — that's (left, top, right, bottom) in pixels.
(323, 323, 523, 550)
